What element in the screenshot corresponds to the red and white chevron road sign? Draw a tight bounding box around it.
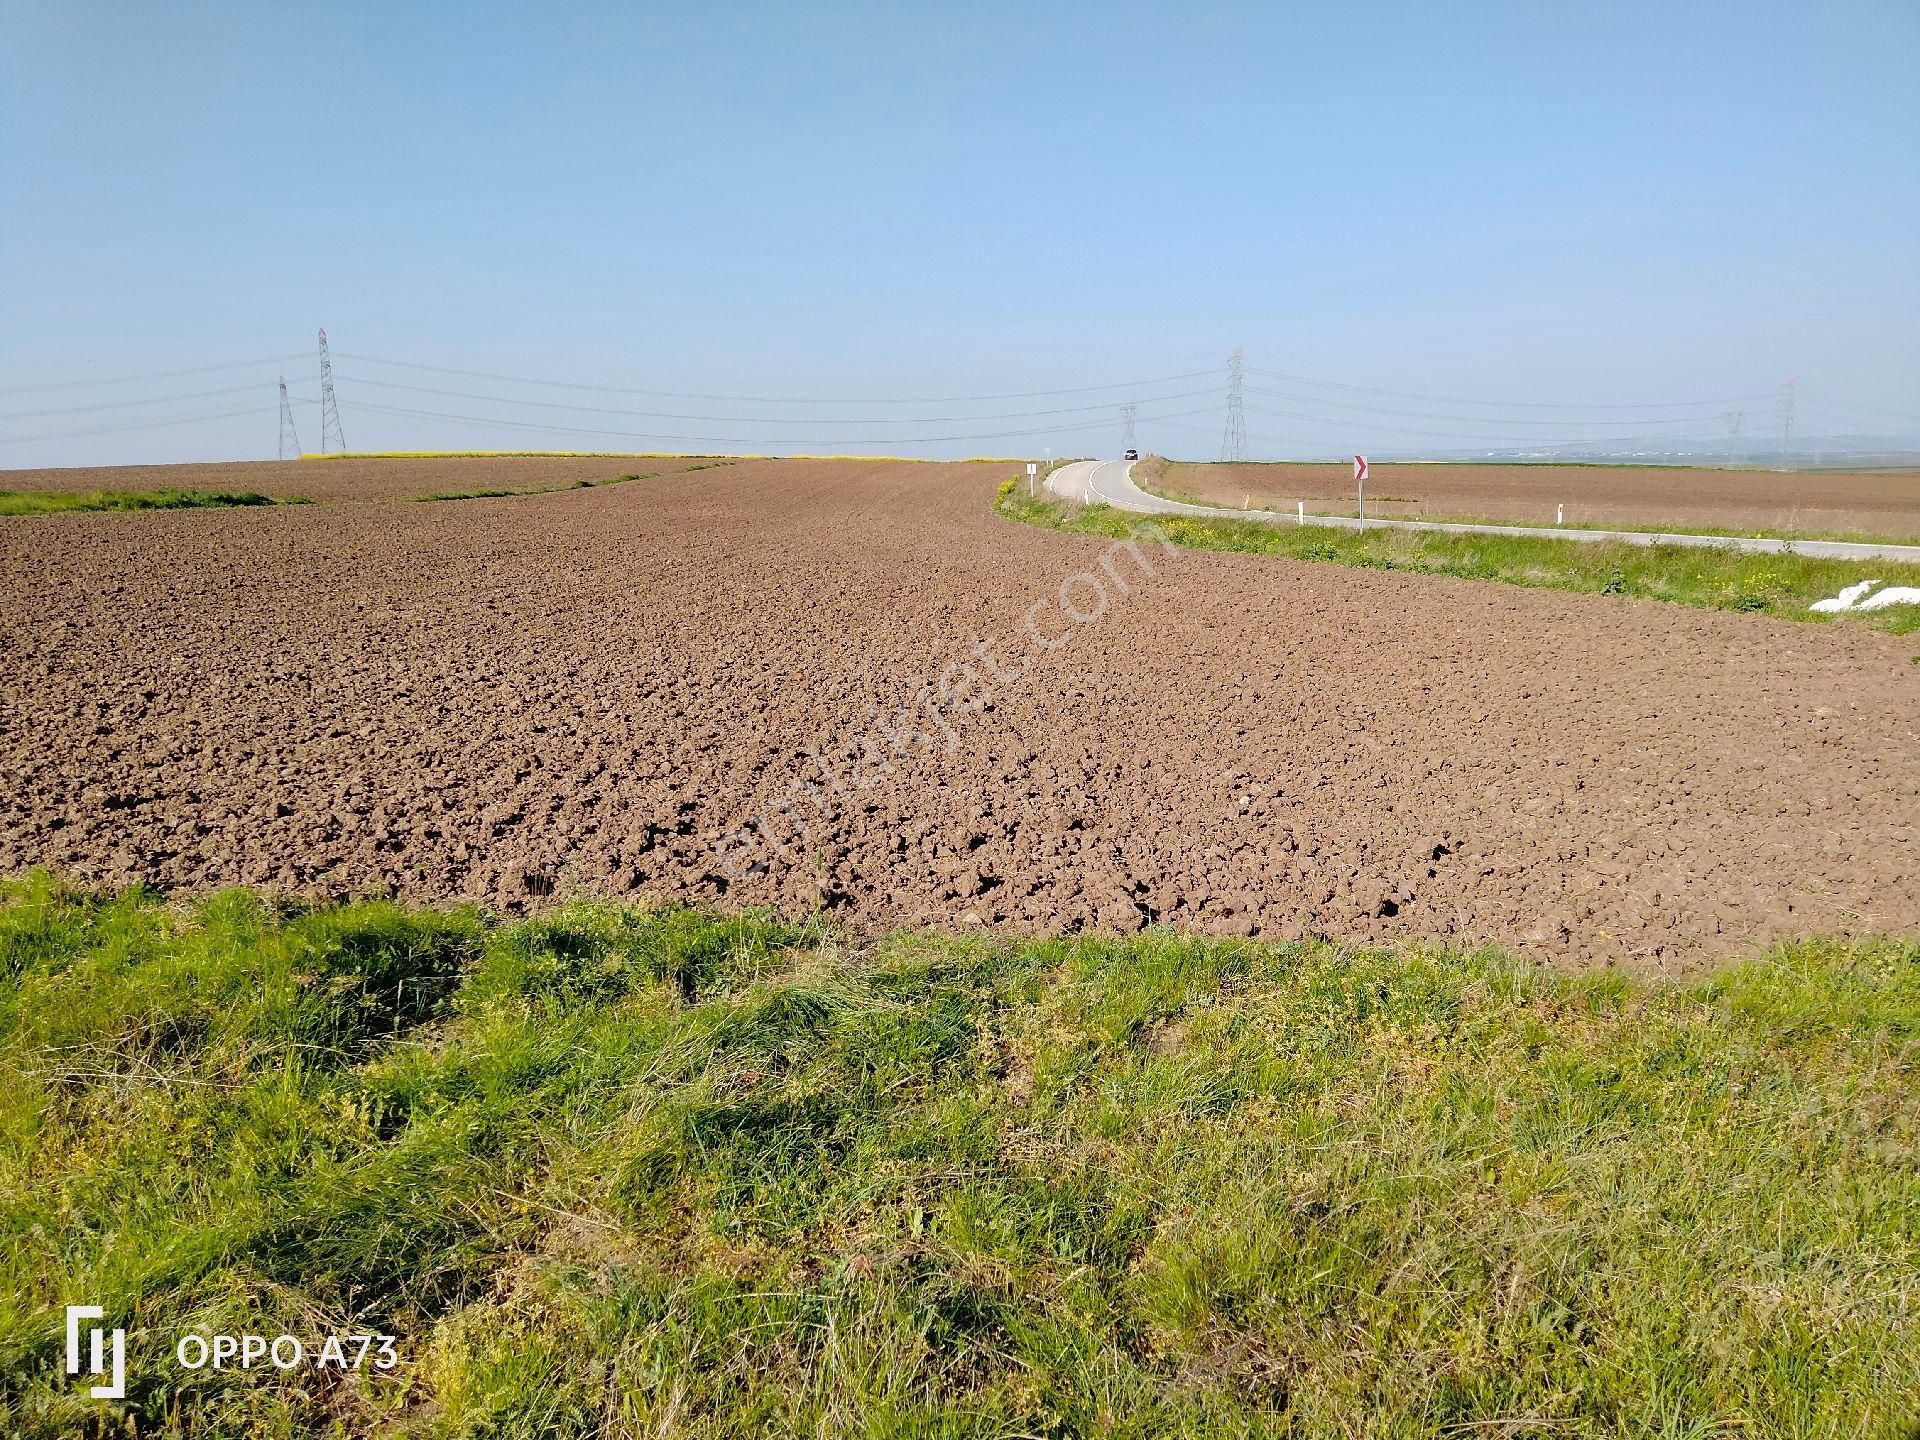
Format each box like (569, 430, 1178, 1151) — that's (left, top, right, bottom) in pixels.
(1353, 455, 1368, 483)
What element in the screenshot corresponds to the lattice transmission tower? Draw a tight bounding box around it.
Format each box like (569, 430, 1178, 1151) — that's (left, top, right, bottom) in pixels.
(317, 328, 346, 454)
(1219, 348, 1247, 462)
(1776, 378, 1797, 471)
(1119, 400, 1137, 456)
(278, 376, 302, 460)
(1720, 408, 1743, 469)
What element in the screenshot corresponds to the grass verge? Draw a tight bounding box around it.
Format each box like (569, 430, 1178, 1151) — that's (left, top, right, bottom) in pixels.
(1301, 511, 1920, 548)
(1, 874, 1914, 1436)
(0, 490, 306, 516)
(418, 479, 623, 501)
(997, 484, 1920, 635)
(1147, 461, 1920, 547)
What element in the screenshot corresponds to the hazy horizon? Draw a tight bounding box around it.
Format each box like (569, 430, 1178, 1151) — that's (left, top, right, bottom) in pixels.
(3, 0, 1916, 467)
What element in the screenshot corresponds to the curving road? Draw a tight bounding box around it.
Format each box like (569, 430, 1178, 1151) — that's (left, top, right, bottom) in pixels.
(1045, 459, 1273, 519)
(1044, 459, 1920, 563)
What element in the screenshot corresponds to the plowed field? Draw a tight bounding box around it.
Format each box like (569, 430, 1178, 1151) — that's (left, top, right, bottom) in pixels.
(2, 456, 1915, 971)
(1159, 460, 1920, 539)
(0, 453, 727, 503)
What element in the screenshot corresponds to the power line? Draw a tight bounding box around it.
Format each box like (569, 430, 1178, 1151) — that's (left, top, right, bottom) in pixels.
(1242, 401, 1718, 444)
(317, 330, 346, 454)
(0, 353, 308, 394)
(329, 373, 1220, 425)
(0, 382, 281, 420)
(1244, 404, 1750, 452)
(0, 402, 294, 445)
(278, 377, 302, 461)
(334, 350, 1226, 404)
(6, 345, 1905, 433)
(289, 393, 1220, 448)
(5, 372, 1714, 440)
(11, 340, 1910, 461)
(1155, 411, 1897, 460)
(1796, 405, 1917, 432)
(1244, 365, 1767, 411)
(1797, 394, 1920, 426)
(1242, 383, 1746, 429)
(1220, 348, 1247, 462)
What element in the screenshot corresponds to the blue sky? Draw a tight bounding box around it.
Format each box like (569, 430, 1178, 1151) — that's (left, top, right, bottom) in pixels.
(2, 0, 1916, 465)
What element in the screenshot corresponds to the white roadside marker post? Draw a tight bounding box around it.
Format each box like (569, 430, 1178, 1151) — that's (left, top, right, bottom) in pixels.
(1027, 461, 1038, 497)
(1297, 500, 1304, 525)
(1353, 455, 1368, 531)
(1557, 504, 1564, 526)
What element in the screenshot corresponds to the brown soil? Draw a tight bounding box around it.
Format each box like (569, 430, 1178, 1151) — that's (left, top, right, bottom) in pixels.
(2, 457, 1915, 973)
(1161, 461, 1920, 539)
(0, 454, 728, 504)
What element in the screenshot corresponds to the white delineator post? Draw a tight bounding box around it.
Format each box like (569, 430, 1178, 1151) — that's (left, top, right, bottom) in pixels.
(1027, 461, 1038, 497)
(1557, 503, 1564, 526)
(1297, 500, 1304, 525)
(1354, 455, 1368, 530)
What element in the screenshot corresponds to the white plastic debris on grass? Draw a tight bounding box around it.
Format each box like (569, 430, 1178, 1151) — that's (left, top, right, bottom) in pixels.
(1811, 580, 1881, 612)
(1861, 586, 1920, 610)
(1810, 579, 1920, 613)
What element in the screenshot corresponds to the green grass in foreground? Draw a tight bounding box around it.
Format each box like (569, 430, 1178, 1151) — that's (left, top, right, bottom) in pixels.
(0, 876, 1915, 1437)
(998, 485, 1920, 636)
(0, 489, 306, 515)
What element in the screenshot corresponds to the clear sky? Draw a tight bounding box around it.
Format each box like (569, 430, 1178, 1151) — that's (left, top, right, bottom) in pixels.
(3, 0, 1916, 466)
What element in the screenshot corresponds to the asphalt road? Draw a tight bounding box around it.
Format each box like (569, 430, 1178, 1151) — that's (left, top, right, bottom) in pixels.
(1043, 459, 1920, 562)
(1044, 459, 1276, 519)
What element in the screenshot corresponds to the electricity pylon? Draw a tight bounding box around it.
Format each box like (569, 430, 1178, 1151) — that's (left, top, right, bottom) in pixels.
(1219, 348, 1246, 462)
(278, 376, 302, 460)
(317, 328, 346, 454)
